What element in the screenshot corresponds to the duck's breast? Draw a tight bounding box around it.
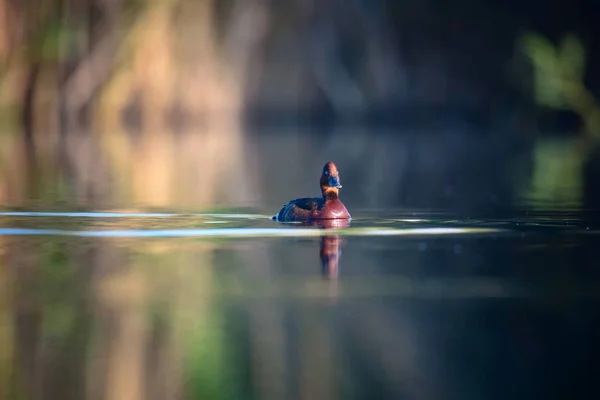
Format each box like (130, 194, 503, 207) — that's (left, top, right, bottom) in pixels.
(318, 199, 351, 220)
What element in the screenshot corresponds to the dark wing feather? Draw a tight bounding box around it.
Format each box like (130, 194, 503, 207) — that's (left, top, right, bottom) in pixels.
(286, 197, 322, 210)
(275, 197, 324, 221)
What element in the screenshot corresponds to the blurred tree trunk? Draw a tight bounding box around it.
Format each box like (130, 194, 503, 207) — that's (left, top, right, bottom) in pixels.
(96, 0, 266, 208)
(0, 0, 26, 106)
(2, 0, 266, 208)
(1, 0, 63, 203)
(22, 63, 40, 197)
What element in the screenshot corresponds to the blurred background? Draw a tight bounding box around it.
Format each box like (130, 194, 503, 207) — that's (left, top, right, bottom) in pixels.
(1, 0, 599, 210)
(2, 0, 600, 399)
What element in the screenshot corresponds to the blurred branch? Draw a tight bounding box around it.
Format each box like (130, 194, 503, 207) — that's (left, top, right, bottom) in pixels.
(62, 12, 122, 113)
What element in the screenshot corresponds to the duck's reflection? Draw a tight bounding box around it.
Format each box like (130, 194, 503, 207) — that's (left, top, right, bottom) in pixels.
(301, 219, 350, 279)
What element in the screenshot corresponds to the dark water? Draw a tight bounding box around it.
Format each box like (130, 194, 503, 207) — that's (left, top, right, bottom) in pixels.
(1, 207, 600, 400)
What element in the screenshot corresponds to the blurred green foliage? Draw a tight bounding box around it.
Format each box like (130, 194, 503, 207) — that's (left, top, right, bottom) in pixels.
(520, 33, 584, 109)
(38, 22, 78, 62)
(519, 32, 600, 139)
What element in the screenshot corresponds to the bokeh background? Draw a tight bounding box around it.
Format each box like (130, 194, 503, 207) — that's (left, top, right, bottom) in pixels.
(1, 0, 599, 211)
(2, 0, 600, 399)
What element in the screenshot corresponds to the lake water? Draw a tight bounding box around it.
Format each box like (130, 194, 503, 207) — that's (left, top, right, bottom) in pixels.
(1, 206, 599, 399)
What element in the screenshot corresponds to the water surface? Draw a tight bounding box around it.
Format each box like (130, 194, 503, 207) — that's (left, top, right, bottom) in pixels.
(1, 207, 599, 399)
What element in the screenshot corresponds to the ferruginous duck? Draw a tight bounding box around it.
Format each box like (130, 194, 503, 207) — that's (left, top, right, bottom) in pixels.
(273, 161, 351, 222)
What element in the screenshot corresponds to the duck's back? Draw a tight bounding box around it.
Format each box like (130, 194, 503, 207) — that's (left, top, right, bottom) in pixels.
(274, 197, 324, 222)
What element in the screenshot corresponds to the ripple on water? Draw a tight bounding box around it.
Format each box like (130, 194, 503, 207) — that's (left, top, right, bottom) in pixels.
(0, 210, 597, 238)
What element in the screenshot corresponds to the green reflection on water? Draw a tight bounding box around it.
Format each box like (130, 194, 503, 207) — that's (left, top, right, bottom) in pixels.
(0, 208, 597, 399)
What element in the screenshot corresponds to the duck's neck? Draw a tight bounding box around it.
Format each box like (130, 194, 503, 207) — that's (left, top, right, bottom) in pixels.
(322, 187, 339, 201)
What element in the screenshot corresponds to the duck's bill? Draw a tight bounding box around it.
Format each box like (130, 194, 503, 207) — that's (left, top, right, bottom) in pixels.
(328, 176, 342, 188)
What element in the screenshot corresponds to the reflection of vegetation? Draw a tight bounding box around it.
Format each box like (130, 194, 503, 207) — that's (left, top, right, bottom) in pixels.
(135, 241, 244, 399)
(2, 232, 239, 398)
(524, 138, 583, 205)
(0, 243, 16, 399)
(185, 311, 243, 400)
(0, 236, 95, 398)
(40, 239, 78, 337)
(518, 32, 600, 205)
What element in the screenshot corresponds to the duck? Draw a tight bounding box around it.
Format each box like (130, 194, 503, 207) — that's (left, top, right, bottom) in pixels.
(273, 161, 351, 222)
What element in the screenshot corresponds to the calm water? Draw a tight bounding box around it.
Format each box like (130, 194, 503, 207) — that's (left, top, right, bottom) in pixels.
(1, 207, 600, 400)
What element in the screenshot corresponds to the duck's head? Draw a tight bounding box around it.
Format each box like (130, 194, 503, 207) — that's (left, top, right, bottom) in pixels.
(320, 161, 342, 199)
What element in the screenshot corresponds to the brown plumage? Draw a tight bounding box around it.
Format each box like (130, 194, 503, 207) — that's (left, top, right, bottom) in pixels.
(273, 161, 351, 222)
